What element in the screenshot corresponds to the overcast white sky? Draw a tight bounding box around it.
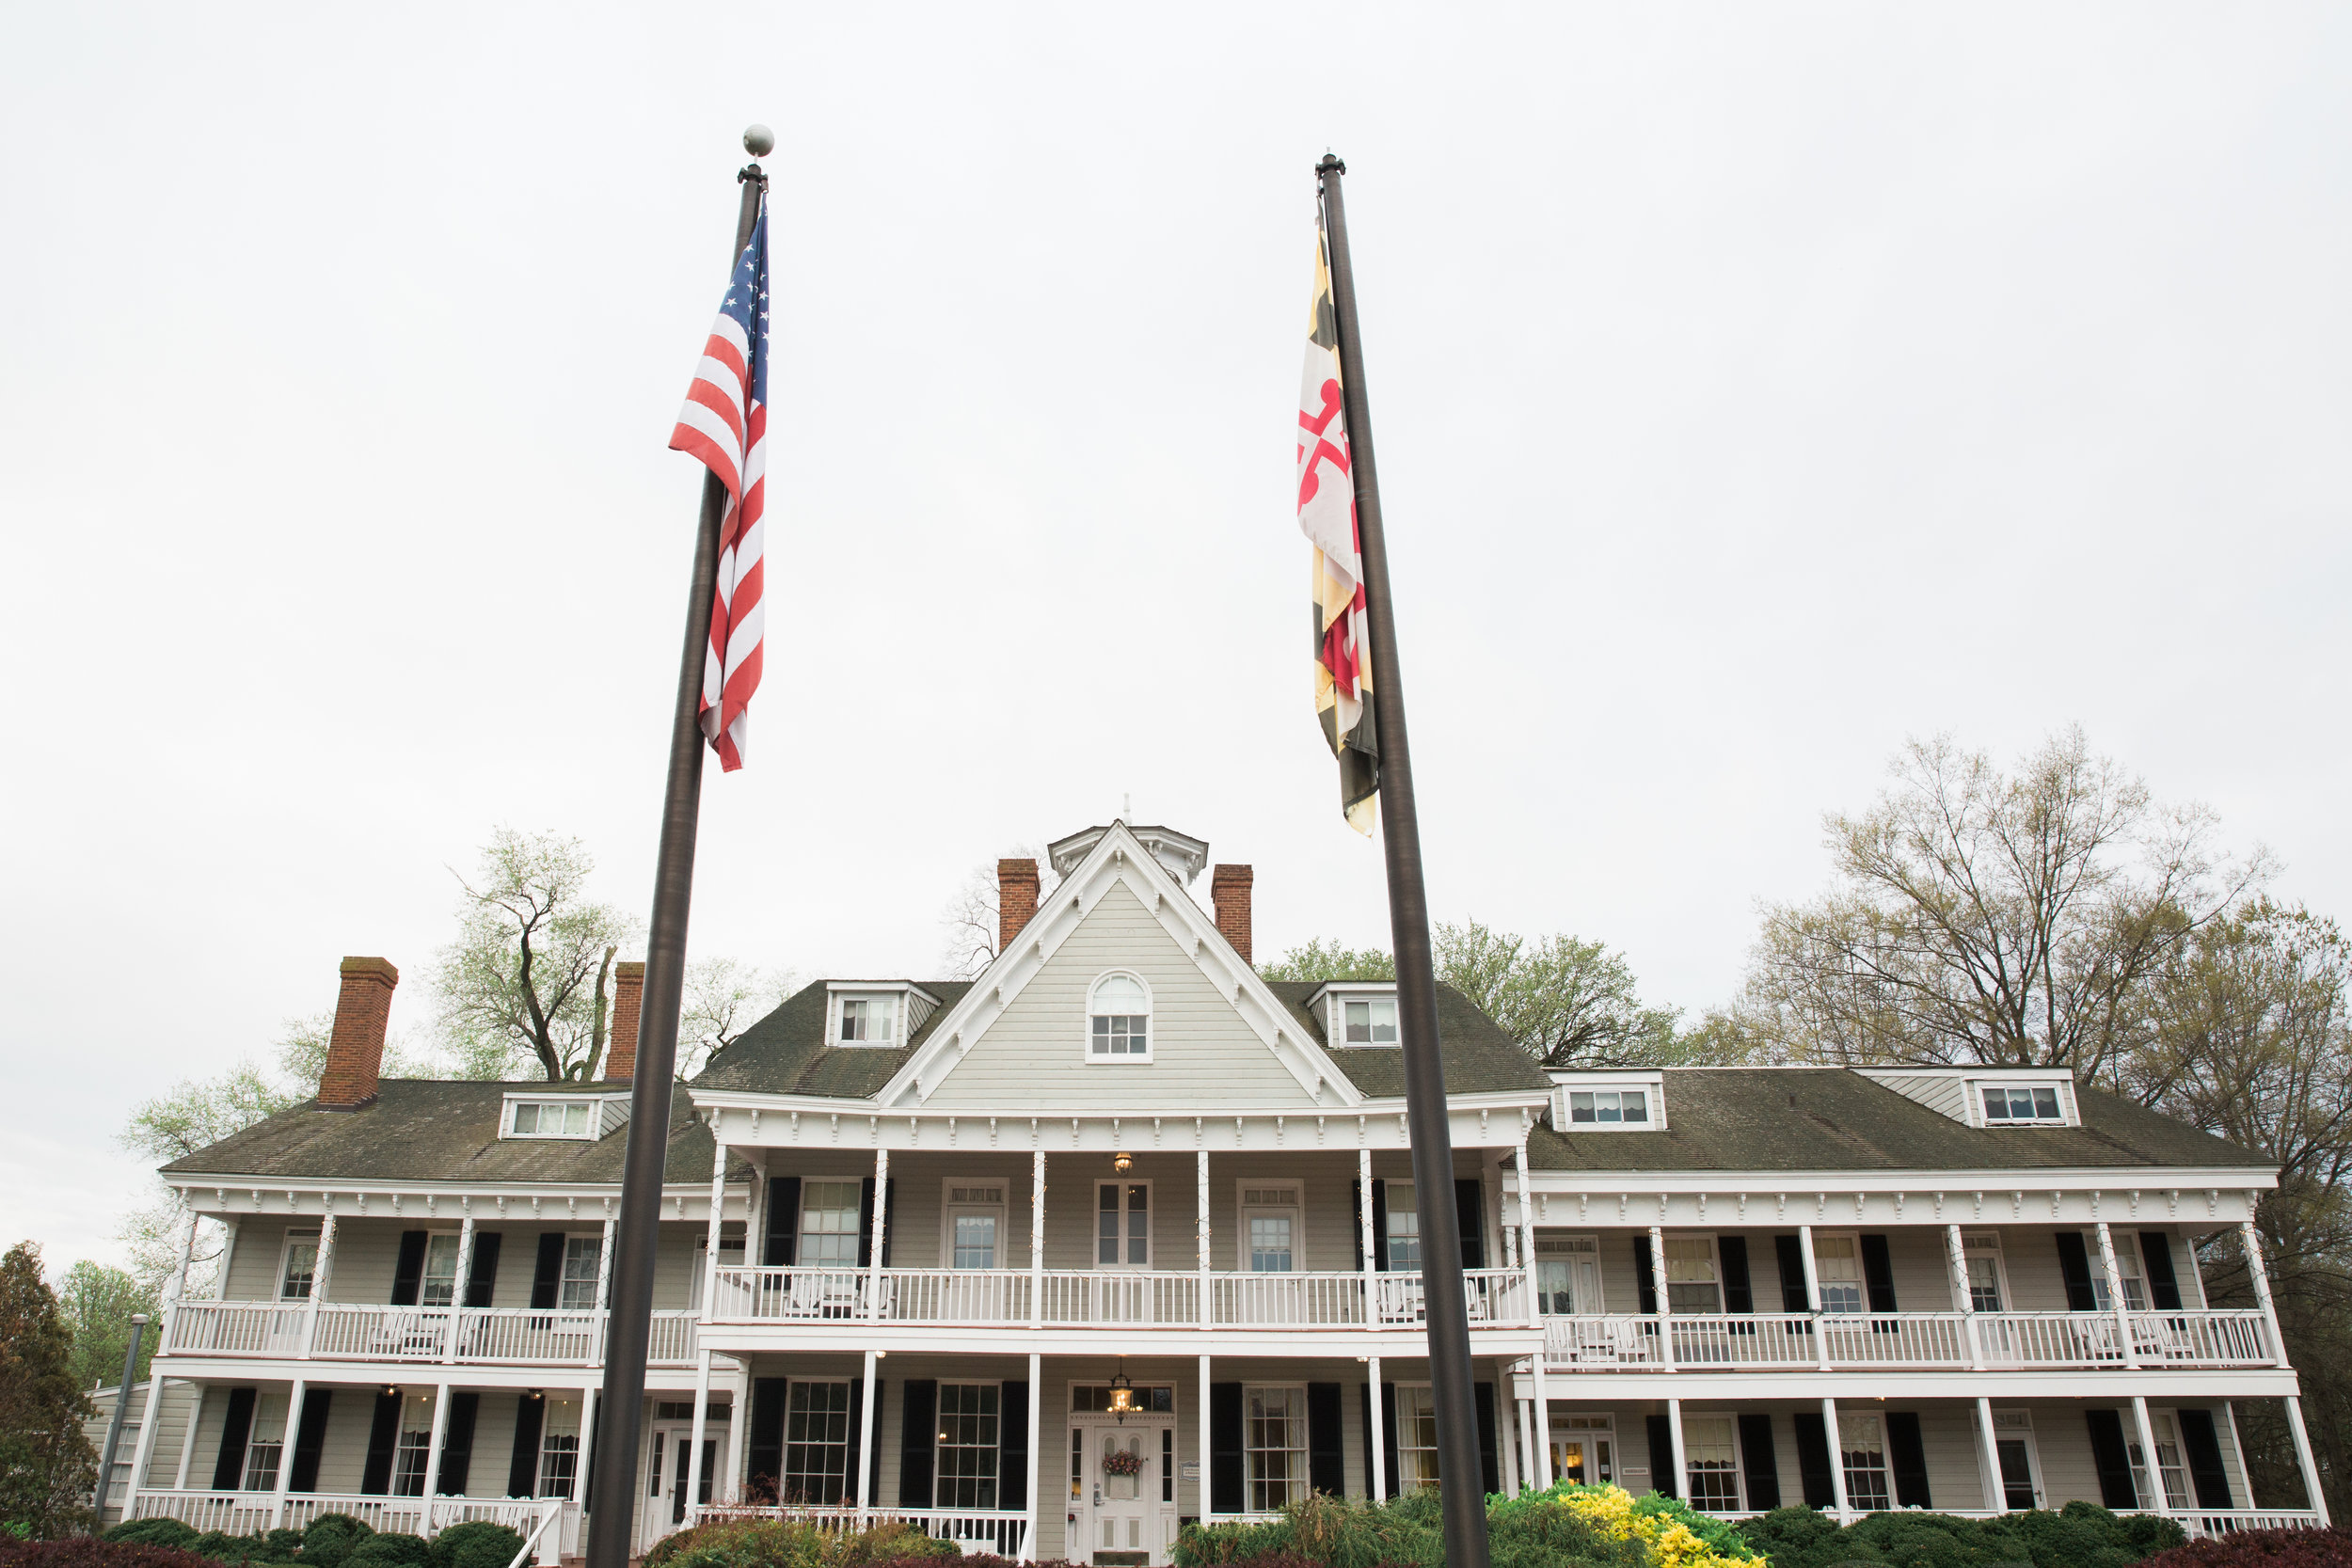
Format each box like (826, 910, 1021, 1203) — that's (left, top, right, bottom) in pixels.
(5, 5, 2348, 1275)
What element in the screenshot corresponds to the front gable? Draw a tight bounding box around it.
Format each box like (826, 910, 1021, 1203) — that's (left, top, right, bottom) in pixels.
(882, 825, 1359, 1112)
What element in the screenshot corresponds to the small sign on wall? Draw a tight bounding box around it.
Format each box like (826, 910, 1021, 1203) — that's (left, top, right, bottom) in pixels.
(1180, 1461, 1200, 1481)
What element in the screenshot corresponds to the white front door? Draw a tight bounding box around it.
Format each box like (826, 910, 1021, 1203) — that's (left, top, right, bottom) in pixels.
(641, 1423, 720, 1554)
(1071, 1422, 1167, 1566)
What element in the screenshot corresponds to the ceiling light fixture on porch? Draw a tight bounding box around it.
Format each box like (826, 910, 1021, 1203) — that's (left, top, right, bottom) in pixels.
(1113, 1150, 1133, 1174)
(1107, 1360, 1135, 1423)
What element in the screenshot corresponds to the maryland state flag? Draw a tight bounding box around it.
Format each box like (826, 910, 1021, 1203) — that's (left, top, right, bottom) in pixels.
(1297, 211, 1379, 833)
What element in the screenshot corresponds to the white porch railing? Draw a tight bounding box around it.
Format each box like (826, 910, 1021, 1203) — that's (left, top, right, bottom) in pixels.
(1544, 1308, 2279, 1371)
(128, 1492, 565, 1561)
(1693, 1503, 2321, 1539)
(161, 1302, 699, 1366)
(691, 1504, 1029, 1559)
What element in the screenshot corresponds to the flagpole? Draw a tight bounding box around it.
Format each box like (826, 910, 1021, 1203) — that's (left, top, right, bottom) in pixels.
(1317, 152, 1494, 1567)
(581, 130, 769, 1568)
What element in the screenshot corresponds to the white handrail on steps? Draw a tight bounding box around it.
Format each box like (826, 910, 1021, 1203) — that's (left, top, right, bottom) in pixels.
(503, 1500, 563, 1568)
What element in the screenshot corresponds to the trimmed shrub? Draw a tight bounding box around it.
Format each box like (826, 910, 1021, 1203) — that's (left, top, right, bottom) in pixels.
(0, 1544, 221, 1568)
(1733, 1502, 2188, 1568)
(298, 1517, 374, 1568)
(99, 1526, 199, 1552)
(2138, 1528, 2352, 1568)
(343, 1537, 430, 1568)
(423, 1524, 523, 1568)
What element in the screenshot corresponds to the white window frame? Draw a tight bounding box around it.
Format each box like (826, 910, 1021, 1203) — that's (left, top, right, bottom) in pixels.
(505, 1097, 598, 1140)
(1837, 1409, 1891, 1512)
(1083, 971, 1154, 1064)
(240, 1392, 286, 1493)
(1959, 1231, 2010, 1313)
(1242, 1385, 1310, 1511)
(1547, 1412, 1617, 1487)
(780, 1378, 855, 1506)
(2131, 1407, 2194, 1510)
(1393, 1383, 1441, 1493)
(393, 1392, 436, 1497)
(418, 1228, 465, 1307)
(939, 1179, 1009, 1271)
(1340, 995, 1401, 1047)
(833, 991, 902, 1048)
(1312, 983, 1405, 1050)
(1679, 1411, 1743, 1512)
(1093, 1178, 1153, 1270)
(933, 1382, 1002, 1510)
(1534, 1233, 1602, 1315)
(536, 1396, 584, 1499)
(1661, 1231, 1724, 1315)
(1990, 1408, 2043, 1510)
(1965, 1075, 2078, 1127)
(1811, 1229, 1867, 1315)
(1235, 1180, 1305, 1275)
(1549, 1070, 1667, 1131)
(2085, 1230, 2150, 1312)
(1383, 1180, 1422, 1273)
(278, 1228, 321, 1302)
(560, 1233, 605, 1309)
(797, 1180, 866, 1271)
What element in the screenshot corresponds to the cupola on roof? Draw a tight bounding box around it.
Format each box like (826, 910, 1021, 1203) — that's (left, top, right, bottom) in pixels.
(1047, 821, 1209, 885)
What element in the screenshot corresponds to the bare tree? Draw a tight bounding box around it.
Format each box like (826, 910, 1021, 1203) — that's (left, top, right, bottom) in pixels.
(1738, 726, 2264, 1080)
(938, 844, 1059, 978)
(679, 957, 801, 1078)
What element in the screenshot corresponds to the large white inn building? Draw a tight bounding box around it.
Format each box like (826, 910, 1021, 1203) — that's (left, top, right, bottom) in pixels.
(112, 823, 2328, 1566)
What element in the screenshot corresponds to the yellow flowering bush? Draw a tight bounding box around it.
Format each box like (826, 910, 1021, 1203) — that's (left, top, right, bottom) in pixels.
(1538, 1482, 1768, 1568)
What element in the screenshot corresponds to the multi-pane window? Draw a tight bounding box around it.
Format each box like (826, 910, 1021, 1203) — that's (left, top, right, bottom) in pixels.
(2087, 1233, 2149, 1311)
(393, 1402, 433, 1498)
(1566, 1089, 1649, 1124)
(1385, 1183, 1421, 1270)
(1981, 1085, 2063, 1123)
(799, 1182, 864, 1268)
(1072, 1385, 1174, 1414)
(1963, 1234, 2005, 1312)
(837, 997, 898, 1045)
(511, 1101, 593, 1136)
(1813, 1235, 1865, 1314)
(1394, 1386, 1440, 1492)
(1663, 1238, 1722, 1313)
(949, 1187, 1004, 1270)
(1098, 1182, 1150, 1266)
(278, 1230, 319, 1301)
(421, 1233, 463, 1307)
(1343, 998, 1399, 1045)
(1245, 1188, 1299, 1273)
(2129, 1411, 2191, 1509)
(1682, 1416, 1740, 1509)
(1089, 974, 1149, 1058)
(1838, 1412, 1889, 1510)
(934, 1385, 1000, 1509)
(537, 1433, 579, 1497)
(561, 1236, 601, 1309)
(1536, 1234, 1599, 1314)
(1246, 1387, 1308, 1510)
(782, 1382, 852, 1504)
(241, 1416, 284, 1493)
(1993, 1409, 2039, 1510)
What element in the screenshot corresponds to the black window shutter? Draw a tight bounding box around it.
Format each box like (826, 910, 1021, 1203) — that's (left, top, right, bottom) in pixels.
(1886, 1412, 1931, 1507)
(582, 1399, 599, 1508)
(1380, 1384, 1399, 1497)
(2084, 1409, 2138, 1509)
(746, 1378, 787, 1502)
(1210, 1383, 1244, 1513)
(857, 1179, 878, 1269)
(2056, 1232, 2099, 1311)
(898, 1381, 937, 1507)
(2174, 1408, 2234, 1510)
(2140, 1231, 2185, 1310)
(1645, 1414, 1677, 1498)
(361, 1389, 401, 1495)
(1791, 1412, 1835, 1508)
(213, 1386, 256, 1490)
(869, 1383, 885, 1506)
(1455, 1180, 1486, 1270)
(531, 1233, 565, 1309)
(390, 1232, 428, 1306)
(1860, 1234, 1899, 1311)
(998, 1381, 1028, 1512)
(764, 1177, 800, 1266)
(288, 1388, 333, 1493)
(465, 1232, 502, 1307)
(1775, 1235, 1811, 1312)
(1720, 1236, 1754, 1314)
(1307, 1384, 1344, 1497)
(881, 1178, 897, 1268)
(1633, 1235, 1657, 1314)
(843, 1377, 867, 1502)
(1737, 1413, 1779, 1509)
(1351, 1180, 1364, 1272)
(508, 1393, 546, 1498)
(1474, 1382, 1499, 1496)
(1371, 1180, 1390, 1271)
(437, 1392, 479, 1496)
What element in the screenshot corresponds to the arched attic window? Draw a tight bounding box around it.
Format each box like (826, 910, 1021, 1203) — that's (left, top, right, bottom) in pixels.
(1087, 972, 1152, 1062)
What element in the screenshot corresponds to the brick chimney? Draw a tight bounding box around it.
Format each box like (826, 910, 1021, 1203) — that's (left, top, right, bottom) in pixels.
(605, 961, 644, 1083)
(317, 957, 399, 1112)
(1212, 864, 1253, 964)
(998, 859, 1041, 953)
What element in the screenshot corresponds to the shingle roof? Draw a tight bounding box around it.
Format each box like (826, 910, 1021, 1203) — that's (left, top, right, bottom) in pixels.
(159, 1080, 753, 1187)
(1520, 1069, 2265, 1174)
(1261, 981, 1556, 1098)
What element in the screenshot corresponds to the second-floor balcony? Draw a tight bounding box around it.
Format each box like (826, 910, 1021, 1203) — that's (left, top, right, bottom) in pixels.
(161, 1301, 702, 1368)
(1541, 1307, 2277, 1371)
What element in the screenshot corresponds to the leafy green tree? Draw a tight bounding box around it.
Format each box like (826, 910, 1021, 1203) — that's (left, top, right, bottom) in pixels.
(0, 1241, 99, 1538)
(1257, 939, 1395, 982)
(52, 1262, 158, 1393)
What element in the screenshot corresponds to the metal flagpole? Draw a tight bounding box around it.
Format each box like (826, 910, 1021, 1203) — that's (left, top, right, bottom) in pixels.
(1316, 152, 1492, 1568)
(582, 128, 771, 1568)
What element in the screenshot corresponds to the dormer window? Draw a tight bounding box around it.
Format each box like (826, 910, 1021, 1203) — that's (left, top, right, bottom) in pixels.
(1344, 998, 1399, 1045)
(510, 1100, 593, 1138)
(825, 982, 940, 1049)
(1567, 1089, 1648, 1125)
(838, 995, 898, 1045)
(1981, 1085, 2064, 1124)
(1311, 983, 1402, 1048)
(1087, 972, 1152, 1062)
(1549, 1070, 1667, 1131)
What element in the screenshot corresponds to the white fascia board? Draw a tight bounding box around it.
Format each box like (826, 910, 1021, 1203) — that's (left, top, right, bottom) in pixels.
(1506, 1369, 2305, 1402)
(1506, 1170, 2276, 1228)
(876, 821, 1361, 1110)
(164, 1175, 753, 1220)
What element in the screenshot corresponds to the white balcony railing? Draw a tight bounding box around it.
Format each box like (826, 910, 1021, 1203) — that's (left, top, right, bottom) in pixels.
(704, 1266, 1535, 1330)
(1543, 1307, 2277, 1372)
(692, 1504, 1029, 1559)
(161, 1302, 700, 1367)
(129, 1492, 565, 1560)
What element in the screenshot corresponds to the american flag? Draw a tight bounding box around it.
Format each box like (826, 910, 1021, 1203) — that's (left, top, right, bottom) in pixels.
(668, 196, 771, 771)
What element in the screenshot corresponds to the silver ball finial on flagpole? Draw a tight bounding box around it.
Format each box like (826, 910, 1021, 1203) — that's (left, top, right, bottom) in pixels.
(743, 124, 774, 157)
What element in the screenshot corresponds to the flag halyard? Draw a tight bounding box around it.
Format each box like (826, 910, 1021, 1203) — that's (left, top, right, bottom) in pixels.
(1298, 212, 1378, 833)
(669, 198, 771, 771)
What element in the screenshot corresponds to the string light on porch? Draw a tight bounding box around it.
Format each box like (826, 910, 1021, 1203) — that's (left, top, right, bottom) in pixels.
(1106, 1359, 1136, 1423)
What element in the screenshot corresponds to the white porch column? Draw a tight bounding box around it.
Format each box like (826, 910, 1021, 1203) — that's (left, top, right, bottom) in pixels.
(172, 1385, 201, 1491)
(856, 1350, 878, 1512)
(572, 1387, 596, 1508)
(2095, 1222, 2142, 1369)
(1364, 1354, 1385, 1502)
(1513, 1139, 1537, 1326)
(596, 1218, 616, 1309)
(1197, 1148, 1211, 1330)
(1664, 1397, 1688, 1504)
(2241, 1220, 2286, 1363)
(1530, 1354, 1552, 1489)
(1515, 1396, 1535, 1497)
(307, 1210, 340, 1358)
(703, 1137, 730, 1309)
(2285, 1395, 2333, 1526)
(1947, 1224, 1985, 1370)
(1648, 1225, 1676, 1372)
(1358, 1148, 1378, 1333)
(215, 1220, 243, 1299)
(130, 1213, 199, 1500)
(686, 1137, 728, 1518)
(1798, 1226, 1830, 1371)
(1200, 1355, 1216, 1512)
(1821, 1397, 1851, 1522)
(2129, 1395, 2171, 1515)
(421, 1383, 453, 1501)
(441, 1215, 472, 1362)
(866, 1148, 889, 1320)
(271, 1378, 307, 1527)
(1030, 1151, 1047, 1330)
(1024, 1352, 1041, 1554)
(1974, 1397, 2005, 1511)
(685, 1349, 713, 1525)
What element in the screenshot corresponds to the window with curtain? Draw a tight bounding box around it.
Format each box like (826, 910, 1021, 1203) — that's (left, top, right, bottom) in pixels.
(1386, 1183, 1421, 1270)
(393, 1397, 434, 1497)
(783, 1382, 852, 1504)
(278, 1231, 319, 1301)
(538, 1433, 579, 1497)
(1682, 1416, 1740, 1509)
(935, 1384, 1000, 1509)
(561, 1236, 601, 1308)
(837, 995, 898, 1044)
(1814, 1235, 1865, 1314)
(2087, 1233, 2148, 1311)
(2129, 1411, 2191, 1509)
(241, 1403, 284, 1493)
(798, 1182, 863, 1269)
(421, 1234, 463, 1307)
(1963, 1233, 2005, 1311)
(1838, 1412, 1889, 1510)
(1535, 1234, 1599, 1314)
(1663, 1237, 1722, 1313)
(1246, 1387, 1308, 1510)
(1394, 1386, 1441, 1492)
